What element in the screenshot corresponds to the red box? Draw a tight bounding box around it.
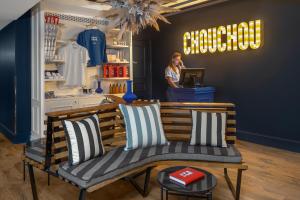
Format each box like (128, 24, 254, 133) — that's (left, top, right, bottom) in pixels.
(117, 66, 123, 77)
(123, 66, 129, 77)
(113, 65, 118, 77)
(103, 65, 109, 78)
(108, 65, 115, 78)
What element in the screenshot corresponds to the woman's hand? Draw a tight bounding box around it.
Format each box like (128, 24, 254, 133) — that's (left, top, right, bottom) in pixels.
(166, 77, 178, 88)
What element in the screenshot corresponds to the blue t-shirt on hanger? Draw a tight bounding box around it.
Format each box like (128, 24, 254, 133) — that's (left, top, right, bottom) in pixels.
(77, 29, 108, 66)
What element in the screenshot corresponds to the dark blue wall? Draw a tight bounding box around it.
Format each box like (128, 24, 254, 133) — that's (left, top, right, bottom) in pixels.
(0, 11, 31, 143)
(137, 0, 300, 152)
(0, 19, 17, 137)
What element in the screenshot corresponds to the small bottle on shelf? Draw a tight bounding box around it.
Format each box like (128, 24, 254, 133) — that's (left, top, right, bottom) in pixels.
(123, 83, 126, 93)
(118, 84, 122, 93)
(109, 84, 112, 94)
(114, 84, 118, 94)
(112, 84, 115, 94)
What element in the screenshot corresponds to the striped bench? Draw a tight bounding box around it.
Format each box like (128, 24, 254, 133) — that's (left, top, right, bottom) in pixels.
(23, 100, 247, 200)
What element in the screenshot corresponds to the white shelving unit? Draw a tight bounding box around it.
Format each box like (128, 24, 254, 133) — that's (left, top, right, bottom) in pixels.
(102, 29, 133, 95)
(30, 3, 134, 139)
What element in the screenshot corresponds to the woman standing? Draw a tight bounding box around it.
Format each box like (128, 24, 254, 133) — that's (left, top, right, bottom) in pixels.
(165, 52, 186, 101)
(165, 52, 185, 88)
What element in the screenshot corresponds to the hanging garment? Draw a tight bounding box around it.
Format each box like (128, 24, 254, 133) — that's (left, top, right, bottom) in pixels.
(77, 29, 108, 66)
(59, 42, 89, 87)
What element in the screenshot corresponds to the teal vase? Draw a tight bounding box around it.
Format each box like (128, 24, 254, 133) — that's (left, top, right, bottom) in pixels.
(122, 80, 137, 103)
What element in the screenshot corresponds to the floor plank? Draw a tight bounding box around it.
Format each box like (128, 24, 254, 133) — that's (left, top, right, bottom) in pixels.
(0, 134, 299, 200)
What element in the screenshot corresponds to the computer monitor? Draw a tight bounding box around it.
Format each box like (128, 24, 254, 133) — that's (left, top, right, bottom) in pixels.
(179, 68, 205, 88)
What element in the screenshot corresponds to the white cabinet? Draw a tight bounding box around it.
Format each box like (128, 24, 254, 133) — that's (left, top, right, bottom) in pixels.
(77, 96, 105, 108)
(45, 98, 76, 112)
(45, 95, 105, 113)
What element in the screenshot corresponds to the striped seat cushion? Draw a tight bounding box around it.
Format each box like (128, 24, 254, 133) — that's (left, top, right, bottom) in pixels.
(58, 142, 242, 189)
(119, 103, 168, 150)
(62, 114, 105, 165)
(191, 111, 228, 147)
(25, 138, 46, 163)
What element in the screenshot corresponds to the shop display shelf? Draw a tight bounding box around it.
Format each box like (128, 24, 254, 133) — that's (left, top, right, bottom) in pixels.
(107, 44, 129, 49)
(106, 61, 130, 64)
(45, 79, 65, 82)
(45, 60, 65, 64)
(100, 77, 130, 81)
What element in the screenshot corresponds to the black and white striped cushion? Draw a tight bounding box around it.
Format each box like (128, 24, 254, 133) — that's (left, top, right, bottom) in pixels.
(190, 111, 227, 147)
(58, 141, 242, 188)
(119, 103, 168, 150)
(62, 114, 105, 165)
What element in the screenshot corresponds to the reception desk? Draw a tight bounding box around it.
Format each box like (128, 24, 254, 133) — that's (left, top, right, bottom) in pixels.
(166, 87, 215, 102)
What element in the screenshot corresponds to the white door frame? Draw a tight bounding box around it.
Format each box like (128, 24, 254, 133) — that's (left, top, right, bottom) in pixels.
(31, 3, 45, 140)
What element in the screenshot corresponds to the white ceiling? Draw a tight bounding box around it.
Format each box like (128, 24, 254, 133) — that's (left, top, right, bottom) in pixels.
(44, 0, 112, 17)
(0, 0, 225, 30)
(0, 0, 40, 30)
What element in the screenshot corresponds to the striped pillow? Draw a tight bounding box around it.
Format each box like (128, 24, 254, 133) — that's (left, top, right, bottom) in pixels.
(119, 103, 168, 151)
(62, 114, 105, 165)
(190, 111, 227, 147)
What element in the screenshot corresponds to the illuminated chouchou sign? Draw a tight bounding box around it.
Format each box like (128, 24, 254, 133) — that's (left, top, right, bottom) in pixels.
(183, 19, 263, 55)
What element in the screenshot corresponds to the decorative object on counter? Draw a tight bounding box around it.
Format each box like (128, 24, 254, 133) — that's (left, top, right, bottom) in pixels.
(100, 98, 114, 104)
(122, 80, 137, 103)
(82, 86, 93, 94)
(45, 91, 56, 99)
(92, 0, 178, 39)
(95, 80, 103, 94)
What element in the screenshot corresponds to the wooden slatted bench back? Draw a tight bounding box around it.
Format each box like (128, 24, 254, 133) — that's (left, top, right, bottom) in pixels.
(44, 101, 236, 171)
(45, 103, 125, 171)
(159, 102, 236, 144)
(129, 101, 236, 144)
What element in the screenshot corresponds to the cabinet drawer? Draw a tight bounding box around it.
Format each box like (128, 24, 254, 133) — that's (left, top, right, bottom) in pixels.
(78, 96, 105, 107)
(45, 99, 77, 112)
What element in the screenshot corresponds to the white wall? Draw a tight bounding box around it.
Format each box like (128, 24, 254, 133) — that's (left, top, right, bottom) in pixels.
(0, 0, 40, 30)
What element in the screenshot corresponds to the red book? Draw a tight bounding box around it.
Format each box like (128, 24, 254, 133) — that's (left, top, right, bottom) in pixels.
(169, 168, 205, 185)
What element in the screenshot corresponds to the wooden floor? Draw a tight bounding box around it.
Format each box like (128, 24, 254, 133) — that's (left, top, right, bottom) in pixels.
(0, 134, 300, 200)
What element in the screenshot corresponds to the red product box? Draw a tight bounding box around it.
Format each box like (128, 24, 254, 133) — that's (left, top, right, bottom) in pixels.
(117, 66, 123, 77)
(108, 65, 115, 78)
(169, 168, 205, 185)
(103, 65, 109, 78)
(113, 65, 118, 77)
(123, 66, 129, 77)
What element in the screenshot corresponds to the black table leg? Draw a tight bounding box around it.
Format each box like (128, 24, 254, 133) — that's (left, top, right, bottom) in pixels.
(161, 187, 163, 200)
(166, 189, 168, 200)
(207, 192, 213, 200)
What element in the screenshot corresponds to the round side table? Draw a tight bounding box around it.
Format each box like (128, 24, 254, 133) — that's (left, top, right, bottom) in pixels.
(157, 166, 217, 200)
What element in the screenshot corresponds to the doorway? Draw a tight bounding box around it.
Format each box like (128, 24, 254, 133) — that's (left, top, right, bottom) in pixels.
(132, 40, 152, 99)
